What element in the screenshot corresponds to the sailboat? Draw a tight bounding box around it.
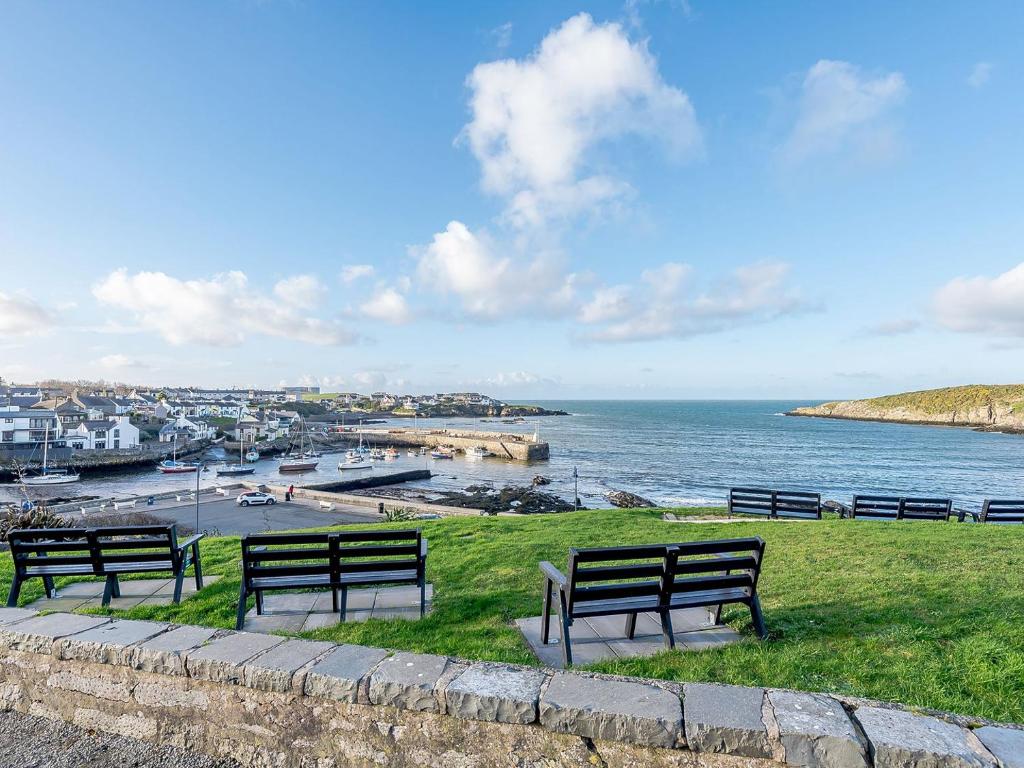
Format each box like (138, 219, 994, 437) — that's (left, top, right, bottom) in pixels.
(279, 417, 319, 472)
(338, 449, 372, 471)
(218, 434, 257, 477)
(22, 423, 80, 485)
(158, 435, 200, 473)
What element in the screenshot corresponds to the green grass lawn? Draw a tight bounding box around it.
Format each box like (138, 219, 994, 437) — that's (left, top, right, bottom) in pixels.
(4, 509, 1023, 722)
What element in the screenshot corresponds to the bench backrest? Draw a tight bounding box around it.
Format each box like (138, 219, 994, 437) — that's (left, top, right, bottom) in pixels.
(335, 528, 424, 578)
(981, 499, 1024, 524)
(729, 488, 821, 520)
(91, 525, 178, 572)
(664, 537, 766, 602)
(851, 495, 952, 521)
(240, 532, 335, 585)
(565, 544, 669, 615)
(8, 528, 96, 574)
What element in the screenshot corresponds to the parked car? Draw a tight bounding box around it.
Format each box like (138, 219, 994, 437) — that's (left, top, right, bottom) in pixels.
(236, 491, 277, 507)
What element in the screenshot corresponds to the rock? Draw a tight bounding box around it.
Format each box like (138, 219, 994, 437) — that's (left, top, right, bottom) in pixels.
(682, 683, 772, 758)
(57, 619, 169, 666)
(0, 612, 110, 654)
(435, 485, 577, 514)
(855, 706, 996, 768)
(127, 625, 220, 676)
(769, 690, 868, 767)
(605, 489, 657, 508)
(445, 662, 547, 725)
(367, 651, 451, 713)
(532, 475, 551, 486)
(539, 672, 682, 749)
(974, 725, 1024, 768)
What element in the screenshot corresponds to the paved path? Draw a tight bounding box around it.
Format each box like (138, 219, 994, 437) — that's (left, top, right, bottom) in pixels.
(78, 496, 382, 536)
(0, 710, 238, 768)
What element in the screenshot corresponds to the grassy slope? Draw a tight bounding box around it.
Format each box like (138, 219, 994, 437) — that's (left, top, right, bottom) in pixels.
(817, 384, 1024, 415)
(4, 509, 1023, 721)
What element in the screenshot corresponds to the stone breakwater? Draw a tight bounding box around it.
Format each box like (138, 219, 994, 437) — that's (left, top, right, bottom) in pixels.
(789, 401, 1024, 433)
(338, 427, 550, 462)
(0, 608, 1020, 767)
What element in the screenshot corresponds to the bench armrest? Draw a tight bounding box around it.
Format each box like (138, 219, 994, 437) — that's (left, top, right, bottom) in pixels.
(177, 533, 205, 552)
(420, 539, 429, 558)
(952, 507, 978, 522)
(539, 561, 567, 587)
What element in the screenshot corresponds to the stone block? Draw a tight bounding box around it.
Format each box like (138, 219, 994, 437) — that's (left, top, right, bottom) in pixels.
(57, 619, 169, 665)
(367, 651, 450, 712)
(134, 679, 211, 709)
(185, 631, 285, 684)
(856, 706, 997, 768)
(540, 672, 682, 749)
(128, 625, 220, 675)
(46, 669, 132, 702)
(975, 725, 1024, 768)
(0, 607, 37, 626)
(683, 683, 772, 758)
(241, 638, 334, 693)
(304, 644, 390, 703)
(769, 690, 868, 767)
(446, 662, 547, 724)
(73, 708, 158, 740)
(0, 612, 109, 654)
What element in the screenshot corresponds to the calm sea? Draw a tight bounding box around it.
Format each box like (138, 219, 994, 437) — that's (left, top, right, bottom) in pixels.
(4, 401, 1022, 510)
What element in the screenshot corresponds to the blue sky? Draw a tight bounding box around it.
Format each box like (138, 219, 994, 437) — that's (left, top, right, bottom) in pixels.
(1, 1, 1023, 399)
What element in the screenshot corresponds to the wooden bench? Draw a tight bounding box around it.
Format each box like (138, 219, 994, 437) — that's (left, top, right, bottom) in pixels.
(838, 495, 953, 521)
(7, 524, 204, 608)
(113, 500, 136, 510)
(236, 528, 428, 630)
(539, 537, 767, 667)
(961, 499, 1024, 524)
(728, 488, 822, 520)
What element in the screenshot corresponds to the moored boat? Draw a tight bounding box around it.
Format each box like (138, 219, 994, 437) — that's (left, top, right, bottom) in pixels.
(22, 424, 80, 485)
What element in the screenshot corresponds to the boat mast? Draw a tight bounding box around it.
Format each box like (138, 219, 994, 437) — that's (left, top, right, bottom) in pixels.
(41, 422, 49, 476)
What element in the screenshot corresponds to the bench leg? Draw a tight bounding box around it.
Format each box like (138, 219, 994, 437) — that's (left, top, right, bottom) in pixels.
(192, 543, 204, 589)
(660, 609, 676, 649)
(101, 575, 118, 607)
(557, 590, 573, 667)
(235, 583, 248, 631)
(42, 575, 56, 599)
(110, 576, 121, 598)
(255, 590, 264, 615)
(419, 578, 426, 618)
(339, 587, 348, 620)
(331, 588, 339, 613)
(749, 596, 767, 639)
(541, 579, 554, 644)
(6, 576, 22, 608)
(172, 569, 185, 604)
(625, 612, 637, 640)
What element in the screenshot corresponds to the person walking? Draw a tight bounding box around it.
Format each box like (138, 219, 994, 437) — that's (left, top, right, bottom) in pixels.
(286, 484, 294, 502)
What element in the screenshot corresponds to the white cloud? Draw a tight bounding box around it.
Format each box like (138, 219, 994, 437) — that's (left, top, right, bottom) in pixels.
(360, 287, 412, 325)
(273, 274, 325, 307)
(934, 262, 1024, 336)
(0, 292, 54, 336)
(479, 370, 559, 388)
(579, 261, 805, 342)
(93, 269, 356, 347)
(780, 60, 907, 165)
(340, 265, 375, 283)
(462, 12, 701, 226)
(864, 318, 920, 336)
(490, 21, 513, 51)
(414, 221, 574, 319)
(967, 62, 993, 89)
(96, 353, 147, 369)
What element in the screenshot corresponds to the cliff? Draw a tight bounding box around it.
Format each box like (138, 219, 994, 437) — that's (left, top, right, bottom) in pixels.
(788, 384, 1024, 432)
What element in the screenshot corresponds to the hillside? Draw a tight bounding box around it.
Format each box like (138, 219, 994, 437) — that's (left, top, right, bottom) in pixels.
(789, 384, 1024, 432)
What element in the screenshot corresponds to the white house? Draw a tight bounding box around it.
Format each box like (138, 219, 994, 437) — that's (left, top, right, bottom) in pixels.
(0, 407, 62, 447)
(66, 416, 139, 451)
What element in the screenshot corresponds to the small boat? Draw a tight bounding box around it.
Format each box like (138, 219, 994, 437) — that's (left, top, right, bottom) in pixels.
(220, 434, 257, 476)
(383, 447, 400, 460)
(279, 456, 318, 472)
(465, 446, 493, 459)
(407, 448, 417, 457)
(369, 448, 385, 461)
(22, 425, 80, 485)
(245, 449, 260, 462)
(338, 453, 372, 471)
(430, 447, 454, 460)
(158, 459, 200, 474)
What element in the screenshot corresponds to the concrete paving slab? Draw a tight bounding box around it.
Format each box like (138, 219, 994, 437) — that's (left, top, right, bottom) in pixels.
(259, 593, 319, 613)
(855, 706, 996, 768)
(769, 690, 868, 768)
(241, 638, 334, 692)
(24, 597, 90, 612)
(304, 644, 390, 703)
(342, 588, 377, 610)
(975, 725, 1024, 768)
(446, 662, 547, 724)
(301, 611, 342, 632)
(242, 612, 308, 633)
(57, 619, 170, 665)
(368, 651, 450, 712)
(186, 632, 285, 684)
(55, 582, 105, 597)
(0, 607, 37, 626)
(105, 596, 149, 610)
(129, 625, 221, 675)
(515, 615, 610, 668)
(678, 625, 742, 650)
(0, 612, 111, 654)
(114, 580, 170, 597)
(373, 584, 433, 609)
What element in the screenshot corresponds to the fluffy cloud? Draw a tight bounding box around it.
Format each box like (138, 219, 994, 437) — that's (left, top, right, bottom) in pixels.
(273, 274, 325, 307)
(340, 265, 375, 283)
(934, 262, 1024, 336)
(463, 12, 701, 226)
(780, 60, 907, 164)
(360, 287, 412, 324)
(0, 292, 54, 336)
(578, 261, 805, 342)
(414, 221, 574, 318)
(93, 269, 355, 347)
(967, 62, 993, 89)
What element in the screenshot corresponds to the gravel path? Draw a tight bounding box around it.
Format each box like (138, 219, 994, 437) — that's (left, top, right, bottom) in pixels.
(0, 710, 239, 768)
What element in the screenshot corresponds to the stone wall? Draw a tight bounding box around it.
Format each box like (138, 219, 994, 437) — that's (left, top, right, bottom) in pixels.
(0, 608, 1020, 768)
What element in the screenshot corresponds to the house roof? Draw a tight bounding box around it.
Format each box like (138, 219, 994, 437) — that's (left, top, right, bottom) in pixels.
(82, 419, 116, 430)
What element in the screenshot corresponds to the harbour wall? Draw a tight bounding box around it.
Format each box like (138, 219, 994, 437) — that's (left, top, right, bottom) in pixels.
(0, 608, 1016, 768)
(336, 428, 549, 462)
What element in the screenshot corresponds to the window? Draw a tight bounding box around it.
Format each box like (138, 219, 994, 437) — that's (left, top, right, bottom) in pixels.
(113, 439, 120, 449)
(95, 442, 106, 449)
(2, 431, 12, 442)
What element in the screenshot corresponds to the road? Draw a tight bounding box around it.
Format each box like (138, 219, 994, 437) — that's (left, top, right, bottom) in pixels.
(77, 495, 383, 536)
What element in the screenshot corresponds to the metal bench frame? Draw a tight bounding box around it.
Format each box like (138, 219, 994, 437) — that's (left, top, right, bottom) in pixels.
(236, 528, 428, 630)
(7, 524, 204, 608)
(959, 499, 1024, 524)
(539, 537, 767, 666)
(728, 488, 823, 520)
(837, 495, 953, 521)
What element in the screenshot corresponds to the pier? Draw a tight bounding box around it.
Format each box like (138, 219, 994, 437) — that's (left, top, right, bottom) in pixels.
(333, 427, 549, 462)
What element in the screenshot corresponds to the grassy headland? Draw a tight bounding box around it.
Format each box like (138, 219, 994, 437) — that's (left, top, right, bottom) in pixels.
(790, 384, 1024, 431)
(5, 508, 1023, 721)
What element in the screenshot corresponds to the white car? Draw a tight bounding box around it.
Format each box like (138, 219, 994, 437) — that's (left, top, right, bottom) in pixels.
(236, 491, 277, 507)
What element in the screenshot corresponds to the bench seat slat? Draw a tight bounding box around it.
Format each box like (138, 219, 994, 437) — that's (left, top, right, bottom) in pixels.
(569, 594, 662, 617)
(102, 561, 175, 573)
(25, 564, 97, 576)
(669, 587, 752, 609)
(251, 574, 333, 589)
(338, 569, 418, 585)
